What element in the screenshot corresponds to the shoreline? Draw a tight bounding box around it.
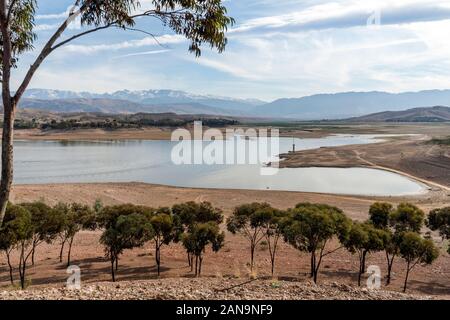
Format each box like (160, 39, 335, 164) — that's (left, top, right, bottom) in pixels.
(10, 181, 446, 216)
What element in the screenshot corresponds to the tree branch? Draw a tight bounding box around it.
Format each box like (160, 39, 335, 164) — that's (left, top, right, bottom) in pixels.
(13, 0, 93, 103)
(5, 0, 17, 25)
(51, 23, 115, 51)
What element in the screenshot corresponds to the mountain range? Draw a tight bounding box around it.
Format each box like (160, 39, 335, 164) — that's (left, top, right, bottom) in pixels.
(16, 88, 450, 120)
(346, 106, 450, 122)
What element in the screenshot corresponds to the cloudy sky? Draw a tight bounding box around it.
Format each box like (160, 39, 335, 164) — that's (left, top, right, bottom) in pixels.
(12, 0, 450, 101)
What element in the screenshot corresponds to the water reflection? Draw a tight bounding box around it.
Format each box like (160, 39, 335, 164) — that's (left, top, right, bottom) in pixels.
(13, 135, 426, 196)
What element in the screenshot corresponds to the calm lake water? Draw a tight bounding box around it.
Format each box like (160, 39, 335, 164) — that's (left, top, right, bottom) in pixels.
(13, 134, 426, 196)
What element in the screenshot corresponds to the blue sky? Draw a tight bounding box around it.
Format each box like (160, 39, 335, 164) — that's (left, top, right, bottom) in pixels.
(12, 0, 450, 101)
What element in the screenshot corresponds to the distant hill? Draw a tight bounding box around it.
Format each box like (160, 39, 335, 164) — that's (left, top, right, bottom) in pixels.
(18, 98, 243, 116)
(258, 90, 450, 119)
(13, 88, 450, 119)
(346, 106, 450, 122)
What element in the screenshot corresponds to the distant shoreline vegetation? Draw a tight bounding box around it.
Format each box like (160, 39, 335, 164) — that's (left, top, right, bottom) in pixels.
(428, 137, 450, 146)
(5, 115, 239, 130)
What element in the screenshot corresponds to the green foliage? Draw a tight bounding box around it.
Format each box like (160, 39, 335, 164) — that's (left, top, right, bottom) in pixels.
(344, 222, 386, 285)
(282, 202, 351, 283)
(390, 203, 425, 233)
(427, 207, 450, 245)
(149, 208, 182, 276)
(97, 203, 154, 229)
(20, 201, 65, 265)
(399, 231, 439, 292)
(0, 204, 33, 251)
(172, 201, 223, 230)
(369, 202, 393, 229)
(93, 199, 104, 213)
(181, 221, 225, 276)
(0, 0, 37, 69)
(427, 136, 450, 146)
(172, 201, 223, 275)
(20, 201, 63, 243)
(0, 204, 33, 289)
(226, 202, 274, 272)
(100, 212, 154, 281)
(54, 202, 97, 265)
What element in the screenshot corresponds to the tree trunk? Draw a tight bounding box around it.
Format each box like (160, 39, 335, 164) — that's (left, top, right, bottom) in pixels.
(250, 243, 255, 273)
(110, 256, 116, 282)
(361, 251, 367, 274)
(386, 252, 395, 286)
(59, 239, 66, 263)
(67, 236, 74, 266)
(310, 252, 315, 278)
(270, 253, 276, 276)
(31, 240, 37, 266)
(19, 243, 26, 289)
(0, 8, 14, 227)
(115, 257, 118, 271)
(358, 253, 363, 287)
(0, 99, 15, 226)
(403, 261, 411, 293)
(267, 235, 278, 277)
(313, 268, 318, 284)
(5, 249, 13, 285)
(155, 245, 161, 277)
(195, 255, 199, 277)
(198, 255, 203, 277)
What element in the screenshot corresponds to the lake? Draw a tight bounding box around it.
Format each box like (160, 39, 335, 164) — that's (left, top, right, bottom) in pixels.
(13, 134, 426, 196)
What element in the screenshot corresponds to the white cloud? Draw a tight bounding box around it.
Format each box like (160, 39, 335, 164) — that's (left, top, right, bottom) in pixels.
(113, 49, 171, 59)
(60, 34, 185, 54)
(230, 0, 450, 34)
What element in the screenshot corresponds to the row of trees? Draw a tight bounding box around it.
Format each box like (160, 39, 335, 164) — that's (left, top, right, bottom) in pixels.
(0, 201, 225, 286)
(11, 117, 240, 131)
(0, 200, 448, 292)
(98, 202, 225, 281)
(227, 202, 448, 292)
(0, 202, 97, 288)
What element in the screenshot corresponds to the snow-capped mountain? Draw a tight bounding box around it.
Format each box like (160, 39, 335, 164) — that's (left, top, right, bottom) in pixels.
(21, 89, 265, 111)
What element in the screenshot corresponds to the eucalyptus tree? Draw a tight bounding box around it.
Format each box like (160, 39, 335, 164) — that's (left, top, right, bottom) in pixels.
(20, 201, 65, 266)
(0, 204, 33, 288)
(368, 202, 426, 285)
(344, 222, 385, 286)
(226, 202, 273, 273)
(0, 204, 31, 284)
(181, 221, 224, 277)
(399, 232, 439, 292)
(148, 207, 182, 276)
(100, 212, 154, 282)
(0, 0, 234, 226)
(172, 201, 223, 269)
(97, 203, 154, 270)
(282, 203, 351, 283)
(256, 206, 286, 276)
(54, 202, 96, 266)
(427, 207, 450, 253)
